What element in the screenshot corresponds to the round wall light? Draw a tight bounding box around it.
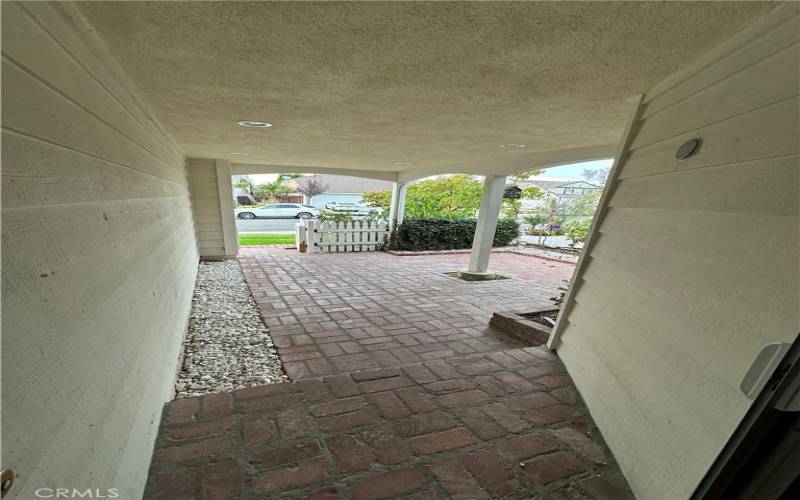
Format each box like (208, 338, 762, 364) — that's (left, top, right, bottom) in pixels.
(500, 143, 528, 150)
(237, 120, 272, 128)
(675, 138, 702, 160)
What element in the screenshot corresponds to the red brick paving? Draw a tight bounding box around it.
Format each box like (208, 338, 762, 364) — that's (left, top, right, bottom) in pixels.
(146, 347, 632, 499)
(145, 249, 632, 499)
(238, 248, 574, 379)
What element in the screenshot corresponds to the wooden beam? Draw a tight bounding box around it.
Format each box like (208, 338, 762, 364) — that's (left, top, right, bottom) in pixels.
(396, 143, 616, 182)
(547, 95, 644, 350)
(230, 162, 399, 181)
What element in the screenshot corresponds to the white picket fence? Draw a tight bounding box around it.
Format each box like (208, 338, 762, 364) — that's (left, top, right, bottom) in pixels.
(297, 220, 389, 253)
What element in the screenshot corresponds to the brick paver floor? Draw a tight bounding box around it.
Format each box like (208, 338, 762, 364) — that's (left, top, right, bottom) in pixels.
(145, 249, 634, 499)
(238, 248, 575, 379)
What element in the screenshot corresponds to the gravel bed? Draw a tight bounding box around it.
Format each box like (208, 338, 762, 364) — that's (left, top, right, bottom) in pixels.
(175, 260, 287, 398)
(503, 246, 579, 263)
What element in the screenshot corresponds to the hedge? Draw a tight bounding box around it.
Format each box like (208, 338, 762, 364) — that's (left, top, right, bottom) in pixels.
(387, 219, 520, 251)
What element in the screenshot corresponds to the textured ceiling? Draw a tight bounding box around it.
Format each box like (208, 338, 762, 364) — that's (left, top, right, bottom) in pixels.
(76, 1, 775, 175)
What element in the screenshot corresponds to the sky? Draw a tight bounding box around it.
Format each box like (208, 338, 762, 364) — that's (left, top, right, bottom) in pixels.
(538, 158, 613, 180)
(247, 158, 613, 184)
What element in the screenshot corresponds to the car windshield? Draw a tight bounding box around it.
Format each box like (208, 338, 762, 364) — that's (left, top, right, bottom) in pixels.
(338, 203, 359, 206)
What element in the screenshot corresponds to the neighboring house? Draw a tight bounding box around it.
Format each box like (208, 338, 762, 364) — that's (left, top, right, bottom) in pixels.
(233, 187, 256, 206)
(516, 177, 601, 215)
(296, 174, 393, 208)
(231, 176, 303, 206)
(519, 177, 601, 203)
(276, 179, 305, 203)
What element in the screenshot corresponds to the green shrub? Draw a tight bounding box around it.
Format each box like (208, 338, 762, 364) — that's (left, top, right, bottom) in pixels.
(563, 219, 591, 246)
(388, 219, 520, 251)
(318, 210, 354, 223)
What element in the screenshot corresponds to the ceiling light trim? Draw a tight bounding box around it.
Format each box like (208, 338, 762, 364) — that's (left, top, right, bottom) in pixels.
(237, 120, 273, 128)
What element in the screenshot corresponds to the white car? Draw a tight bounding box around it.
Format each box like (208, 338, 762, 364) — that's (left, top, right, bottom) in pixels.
(236, 203, 320, 220)
(324, 201, 379, 216)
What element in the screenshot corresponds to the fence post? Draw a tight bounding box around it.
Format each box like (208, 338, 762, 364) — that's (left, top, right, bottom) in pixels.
(295, 223, 306, 251)
(307, 220, 317, 253)
(378, 221, 387, 248)
(345, 220, 353, 252)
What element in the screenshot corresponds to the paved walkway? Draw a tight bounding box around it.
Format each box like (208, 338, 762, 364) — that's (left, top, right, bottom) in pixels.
(145, 249, 633, 499)
(238, 248, 574, 379)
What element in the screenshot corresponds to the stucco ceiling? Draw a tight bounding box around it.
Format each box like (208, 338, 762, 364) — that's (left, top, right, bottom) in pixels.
(76, 1, 775, 177)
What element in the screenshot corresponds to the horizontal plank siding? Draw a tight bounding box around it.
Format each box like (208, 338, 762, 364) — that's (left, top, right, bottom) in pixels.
(1, 3, 196, 500)
(187, 158, 230, 258)
(620, 96, 799, 180)
(631, 43, 799, 149)
(556, 5, 800, 499)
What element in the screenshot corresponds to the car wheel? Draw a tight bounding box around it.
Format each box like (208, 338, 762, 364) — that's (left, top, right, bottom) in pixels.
(297, 212, 313, 219)
(238, 212, 256, 219)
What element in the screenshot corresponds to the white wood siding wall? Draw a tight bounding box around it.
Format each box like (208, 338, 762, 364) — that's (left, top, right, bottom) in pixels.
(556, 5, 799, 499)
(188, 158, 227, 258)
(1, 2, 198, 499)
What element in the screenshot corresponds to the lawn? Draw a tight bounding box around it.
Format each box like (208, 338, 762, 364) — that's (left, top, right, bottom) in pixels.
(239, 233, 296, 246)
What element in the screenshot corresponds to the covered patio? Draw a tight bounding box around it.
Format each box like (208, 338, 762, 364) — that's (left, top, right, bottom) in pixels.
(4, 1, 797, 499)
(146, 247, 632, 499)
(241, 248, 573, 379)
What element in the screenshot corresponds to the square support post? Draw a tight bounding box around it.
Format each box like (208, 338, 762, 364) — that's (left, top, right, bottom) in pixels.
(465, 175, 507, 275)
(388, 181, 408, 231)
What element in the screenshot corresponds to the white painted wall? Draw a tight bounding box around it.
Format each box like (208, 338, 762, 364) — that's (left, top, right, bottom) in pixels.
(1, 2, 197, 499)
(555, 5, 799, 499)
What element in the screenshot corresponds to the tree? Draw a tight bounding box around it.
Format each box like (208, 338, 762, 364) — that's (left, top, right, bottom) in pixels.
(404, 175, 483, 219)
(511, 168, 542, 181)
(252, 173, 302, 200)
(521, 185, 545, 200)
(234, 176, 254, 192)
(362, 190, 392, 209)
(559, 189, 601, 219)
(564, 219, 591, 247)
(502, 199, 522, 219)
(582, 167, 611, 185)
(502, 180, 545, 221)
(522, 214, 543, 235)
(297, 176, 329, 200)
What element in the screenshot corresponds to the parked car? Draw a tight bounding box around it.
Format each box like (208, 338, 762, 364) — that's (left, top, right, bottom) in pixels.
(236, 203, 320, 219)
(324, 201, 379, 216)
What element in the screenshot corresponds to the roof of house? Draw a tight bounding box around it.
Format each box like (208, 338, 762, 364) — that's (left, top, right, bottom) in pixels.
(296, 174, 393, 194)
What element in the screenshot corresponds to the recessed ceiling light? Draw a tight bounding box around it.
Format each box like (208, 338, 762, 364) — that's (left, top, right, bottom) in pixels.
(237, 120, 272, 128)
(393, 162, 411, 166)
(500, 143, 528, 150)
(229, 152, 249, 156)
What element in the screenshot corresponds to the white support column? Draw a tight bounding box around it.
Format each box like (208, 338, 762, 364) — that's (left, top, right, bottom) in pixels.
(215, 159, 239, 257)
(464, 175, 507, 275)
(388, 181, 408, 231)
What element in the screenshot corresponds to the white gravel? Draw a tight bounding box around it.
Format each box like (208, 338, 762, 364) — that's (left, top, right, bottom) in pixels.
(175, 260, 287, 398)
